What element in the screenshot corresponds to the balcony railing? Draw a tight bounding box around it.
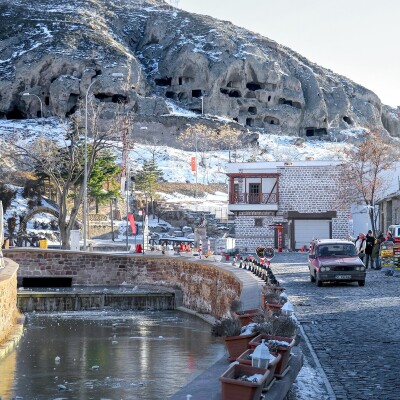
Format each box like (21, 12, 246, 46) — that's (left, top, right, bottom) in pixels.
(229, 193, 278, 204)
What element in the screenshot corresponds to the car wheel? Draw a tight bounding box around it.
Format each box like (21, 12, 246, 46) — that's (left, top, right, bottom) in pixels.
(358, 280, 365, 287)
(316, 273, 322, 287)
(310, 271, 316, 282)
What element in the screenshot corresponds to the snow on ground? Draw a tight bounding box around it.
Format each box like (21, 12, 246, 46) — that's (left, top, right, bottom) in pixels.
(0, 116, 363, 237)
(0, 117, 355, 185)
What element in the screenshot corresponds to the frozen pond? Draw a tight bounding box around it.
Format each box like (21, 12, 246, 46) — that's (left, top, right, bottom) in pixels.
(0, 310, 225, 399)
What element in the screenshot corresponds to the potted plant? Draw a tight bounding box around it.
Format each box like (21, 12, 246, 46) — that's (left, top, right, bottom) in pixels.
(249, 315, 298, 377)
(212, 318, 257, 362)
(236, 348, 282, 390)
(219, 363, 270, 400)
(230, 300, 260, 327)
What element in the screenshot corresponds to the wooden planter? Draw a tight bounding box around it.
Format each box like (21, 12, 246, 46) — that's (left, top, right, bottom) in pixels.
(236, 348, 282, 389)
(249, 334, 295, 377)
(219, 363, 270, 400)
(232, 309, 260, 327)
(224, 333, 257, 362)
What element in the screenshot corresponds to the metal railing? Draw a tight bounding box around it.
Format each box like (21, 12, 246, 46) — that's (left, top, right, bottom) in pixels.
(229, 193, 278, 204)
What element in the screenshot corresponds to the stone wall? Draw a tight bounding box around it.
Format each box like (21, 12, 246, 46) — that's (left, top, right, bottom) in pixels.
(4, 249, 241, 319)
(278, 164, 348, 236)
(0, 259, 20, 344)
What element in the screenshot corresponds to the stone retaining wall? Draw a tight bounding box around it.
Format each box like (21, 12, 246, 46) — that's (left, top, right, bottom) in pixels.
(4, 249, 241, 319)
(0, 259, 20, 344)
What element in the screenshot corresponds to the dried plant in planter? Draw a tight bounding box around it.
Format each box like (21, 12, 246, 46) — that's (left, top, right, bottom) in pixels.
(230, 299, 243, 314)
(250, 310, 273, 335)
(271, 315, 298, 338)
(263, 291, 281, 304)
(251, 310, 269, 325)
(211, 318, 242, 337)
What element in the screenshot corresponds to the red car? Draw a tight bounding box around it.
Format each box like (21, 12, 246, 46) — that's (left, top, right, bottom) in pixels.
(308, 239, 366, 287)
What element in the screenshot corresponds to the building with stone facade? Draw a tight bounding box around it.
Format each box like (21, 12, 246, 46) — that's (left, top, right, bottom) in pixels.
(227, 161, 351, 252)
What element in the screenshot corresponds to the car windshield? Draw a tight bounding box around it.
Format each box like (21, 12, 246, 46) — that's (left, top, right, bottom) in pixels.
(317, 244, 357, 257)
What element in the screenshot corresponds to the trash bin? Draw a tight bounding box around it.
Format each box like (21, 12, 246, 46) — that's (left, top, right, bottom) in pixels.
(224, 254, 230, 261)
(39, 238, 48, 249)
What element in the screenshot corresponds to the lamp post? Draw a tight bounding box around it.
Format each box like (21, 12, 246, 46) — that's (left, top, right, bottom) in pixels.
(110, 197, 116, 242)
(83, 72, 124, 251)
(22, 93, 43, 125)
(125, 168, 132, 252)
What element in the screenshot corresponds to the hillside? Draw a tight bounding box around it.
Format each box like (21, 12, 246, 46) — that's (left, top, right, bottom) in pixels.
(0, 0, 399, 149)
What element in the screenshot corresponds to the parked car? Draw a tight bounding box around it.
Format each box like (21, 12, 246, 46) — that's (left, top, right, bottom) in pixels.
(308, 239, 366, 287)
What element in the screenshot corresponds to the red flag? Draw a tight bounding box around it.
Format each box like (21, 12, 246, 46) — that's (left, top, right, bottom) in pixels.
(191, 156, 197, 172)
(128, 213, 136, 234)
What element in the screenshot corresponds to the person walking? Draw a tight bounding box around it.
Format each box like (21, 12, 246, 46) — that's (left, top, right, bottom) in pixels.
(355, 233, 366, 263)
(372, 232, 384, 270)
(364, 230, 375, 269)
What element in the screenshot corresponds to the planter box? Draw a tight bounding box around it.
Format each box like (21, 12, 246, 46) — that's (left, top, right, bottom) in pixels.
(220, 363, 270, 400)
(249, 334, 295, 377)
(232, 309, 260, 327)
(236, 348, 282, 389)
(224, 333, 257, 362)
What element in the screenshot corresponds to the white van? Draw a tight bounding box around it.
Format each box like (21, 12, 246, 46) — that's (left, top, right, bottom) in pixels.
(387, 225, 400, 242)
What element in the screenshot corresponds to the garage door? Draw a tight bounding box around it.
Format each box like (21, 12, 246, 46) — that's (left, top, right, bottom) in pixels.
(294, 220, 330, 249)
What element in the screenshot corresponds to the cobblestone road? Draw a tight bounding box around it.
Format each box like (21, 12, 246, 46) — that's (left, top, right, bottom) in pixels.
(269, 252, 400, 400)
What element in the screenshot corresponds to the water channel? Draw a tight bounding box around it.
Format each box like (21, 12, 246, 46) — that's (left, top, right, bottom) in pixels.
(0, 310, 225, 399)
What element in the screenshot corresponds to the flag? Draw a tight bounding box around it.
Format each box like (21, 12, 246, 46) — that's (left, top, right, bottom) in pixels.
(128, 213, 136, 235)
(191, 156, 197, 172)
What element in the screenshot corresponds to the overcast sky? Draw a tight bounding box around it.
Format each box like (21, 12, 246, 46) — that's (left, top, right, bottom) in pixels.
(178, 0, 400, 108)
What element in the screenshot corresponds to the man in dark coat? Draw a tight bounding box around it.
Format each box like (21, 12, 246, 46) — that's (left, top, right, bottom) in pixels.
(365, 230, 375, 269)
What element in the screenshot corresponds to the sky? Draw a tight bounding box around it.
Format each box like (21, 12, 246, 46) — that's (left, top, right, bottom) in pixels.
(177, 0, 400, 108)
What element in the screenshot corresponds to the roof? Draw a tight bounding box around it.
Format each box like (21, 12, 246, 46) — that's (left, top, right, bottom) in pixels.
(312, 239, 354, 245)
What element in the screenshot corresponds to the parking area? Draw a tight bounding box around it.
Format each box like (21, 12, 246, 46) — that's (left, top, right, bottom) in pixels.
(271, 252, 400, 400)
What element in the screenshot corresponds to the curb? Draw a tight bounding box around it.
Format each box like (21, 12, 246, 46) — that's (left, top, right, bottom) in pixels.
(298, 324, 336, 400)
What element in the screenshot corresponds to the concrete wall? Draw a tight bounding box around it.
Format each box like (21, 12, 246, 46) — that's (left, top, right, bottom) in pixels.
(4, 249, 241, 319)
(0, 259, 20, 344)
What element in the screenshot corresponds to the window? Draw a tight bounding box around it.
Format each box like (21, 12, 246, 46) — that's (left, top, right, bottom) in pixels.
(255, 218, 263, 227)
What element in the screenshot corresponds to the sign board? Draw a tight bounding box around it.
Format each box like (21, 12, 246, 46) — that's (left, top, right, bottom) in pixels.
(380, 241, 394, 268)
(70, 230, 80, 252)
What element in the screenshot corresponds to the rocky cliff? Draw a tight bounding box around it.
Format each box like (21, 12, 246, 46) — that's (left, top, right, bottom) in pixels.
(0, 0, 398, 145)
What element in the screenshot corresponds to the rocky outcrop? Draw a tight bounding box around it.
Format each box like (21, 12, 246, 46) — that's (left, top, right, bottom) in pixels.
(0, 0, 398, 143)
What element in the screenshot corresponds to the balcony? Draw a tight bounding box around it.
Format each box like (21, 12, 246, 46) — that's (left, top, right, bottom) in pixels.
(228, 192, 278, 212)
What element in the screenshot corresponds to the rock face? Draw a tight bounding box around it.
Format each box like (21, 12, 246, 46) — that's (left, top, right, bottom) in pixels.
(0, 0, 399, 144)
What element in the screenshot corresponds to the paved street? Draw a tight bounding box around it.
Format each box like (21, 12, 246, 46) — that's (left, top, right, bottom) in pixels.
(270, 252, 400, 400)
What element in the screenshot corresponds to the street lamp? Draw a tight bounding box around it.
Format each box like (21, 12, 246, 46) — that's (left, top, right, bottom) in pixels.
(83, 72, 124, 251)
(22, 93, 43, 125)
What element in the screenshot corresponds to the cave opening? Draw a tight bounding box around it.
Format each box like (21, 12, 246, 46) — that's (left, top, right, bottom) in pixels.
(246, 82, 262, 91)
(228, 90, 241, 98)
(155, 77, 172, 86)
(6, 108, 25, 120)
(248, 106, 257, 115)
(192, 89, 202, 98)
(343, 116, 352, 124)
(166, 91, 177, 99)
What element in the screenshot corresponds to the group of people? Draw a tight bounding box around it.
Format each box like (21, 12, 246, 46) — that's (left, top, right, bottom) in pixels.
(355, 230, 391, 269)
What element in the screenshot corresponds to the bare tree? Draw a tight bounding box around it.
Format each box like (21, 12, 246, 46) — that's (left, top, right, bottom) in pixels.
(6, 101, 128, 249)
(340, 131, 396, 234)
